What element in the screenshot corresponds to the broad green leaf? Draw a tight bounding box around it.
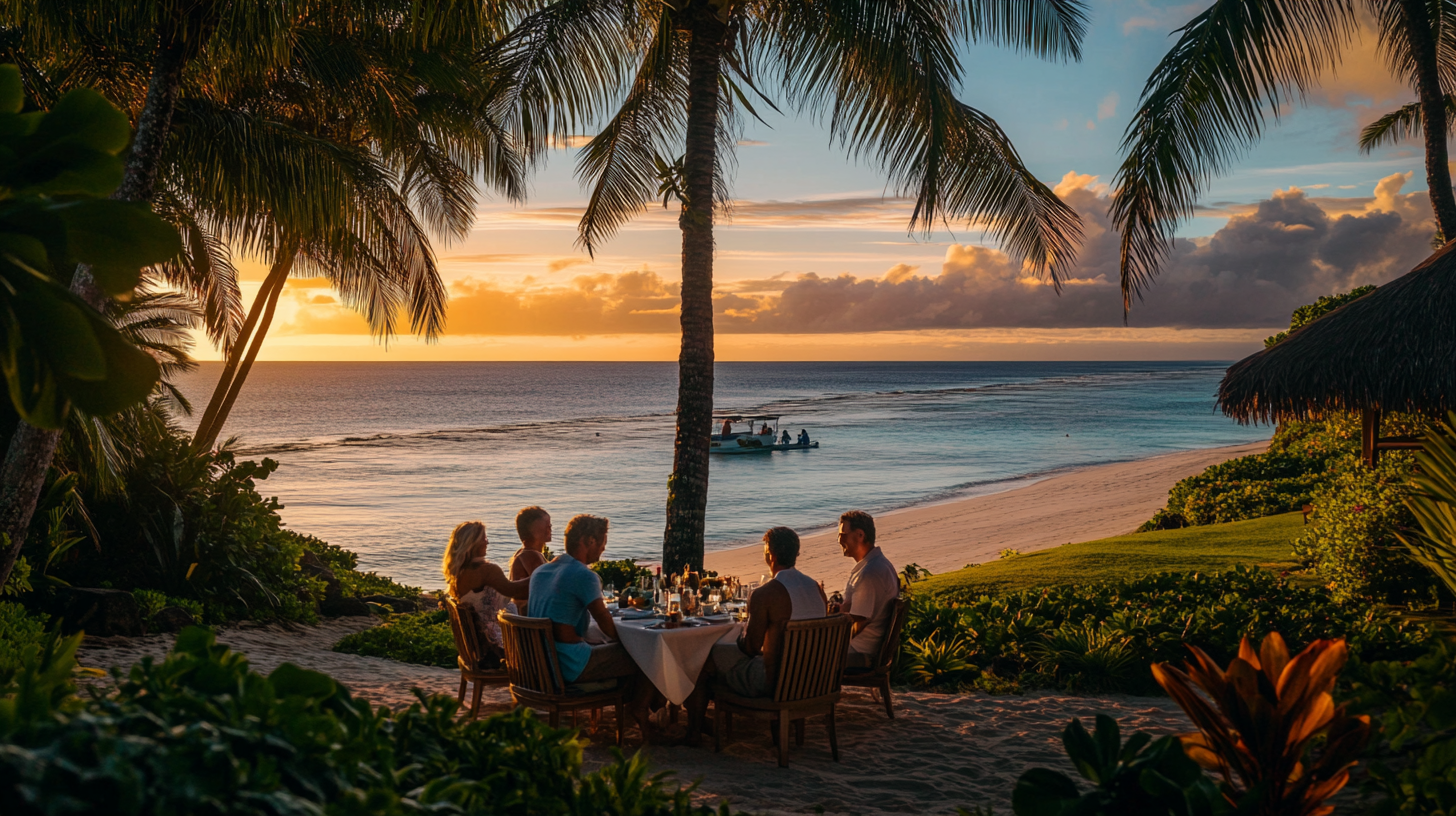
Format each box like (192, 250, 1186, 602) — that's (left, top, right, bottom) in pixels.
(1012, 767, 1081, 816)
(56, 310, 159, 416)
(0, 233, 51, 275)
(7, 143, 124, 197)
(30, 88, 130, 155)
(269, 662, 339, 699)
(0, 65, 22, 115)
(55, 200, 182, 293)
(19, 283, 106, 380)
(1, 320, 68, 429)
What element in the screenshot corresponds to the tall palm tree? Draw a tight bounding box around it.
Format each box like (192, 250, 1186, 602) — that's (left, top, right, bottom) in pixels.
(0, 0, 516, 550)
(1110, 0, 1456, 315)
(501, 0, 1089, 571)
(171, 19, 526, 450)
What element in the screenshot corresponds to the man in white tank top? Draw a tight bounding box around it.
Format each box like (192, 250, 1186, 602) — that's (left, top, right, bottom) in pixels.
(710, 526, 827, 698)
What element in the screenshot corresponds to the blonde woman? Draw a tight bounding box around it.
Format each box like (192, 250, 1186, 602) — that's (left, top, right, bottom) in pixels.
(443, 521, 530, 651)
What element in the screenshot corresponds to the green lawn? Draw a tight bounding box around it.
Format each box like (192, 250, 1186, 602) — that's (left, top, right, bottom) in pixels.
(916, 512, 1307, 598)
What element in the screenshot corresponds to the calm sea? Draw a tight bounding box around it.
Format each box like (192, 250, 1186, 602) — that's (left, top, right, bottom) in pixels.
(172, 362, 1269, 589)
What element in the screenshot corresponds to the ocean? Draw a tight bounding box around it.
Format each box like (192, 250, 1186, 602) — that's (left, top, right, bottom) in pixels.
(172, 361, 1270, 589)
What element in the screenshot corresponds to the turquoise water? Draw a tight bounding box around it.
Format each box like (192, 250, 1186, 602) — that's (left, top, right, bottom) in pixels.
(173, 361, 1269, 589)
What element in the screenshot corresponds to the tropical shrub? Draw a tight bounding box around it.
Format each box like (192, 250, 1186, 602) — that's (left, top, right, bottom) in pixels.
(130, 588, 205, 627)
(0, 602, 48, 686)
(0, 628, 727, 815)
(905, 567, 1429, 695)
(334, 609, 457, 668)
(1011, 715, 1226, 816)
(1263, 285, 1375, 348)
(1396, 412, 1456, 597)
(1350, 637, 1456, 816)
(294, 532, 422, 598)
(592, 558, 653, 590)
(1294, 455, 1441, 604)
(1153, 633, 1371, 816)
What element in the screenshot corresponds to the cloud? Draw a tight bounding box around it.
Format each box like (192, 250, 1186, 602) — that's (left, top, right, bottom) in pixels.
(280, 172, 1435, 337)
(547, 257, 591, 273)
(1053, 118, 1068, 130)
(442, 253, 532, 264)
(1085, 120, 1096, 130)
(551, 134, 595, 149)
(1097, 92, 1119, 121)
(482, 196, 926, 231)
(736, 139, 770, 146)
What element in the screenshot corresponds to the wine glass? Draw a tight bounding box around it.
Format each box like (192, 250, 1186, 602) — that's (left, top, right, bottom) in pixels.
(667, 593, 681, 616)
(707, 591, 721, 614)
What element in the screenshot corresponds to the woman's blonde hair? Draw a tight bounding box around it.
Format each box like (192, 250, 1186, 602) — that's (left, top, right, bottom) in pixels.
(443, 520, 487, 598)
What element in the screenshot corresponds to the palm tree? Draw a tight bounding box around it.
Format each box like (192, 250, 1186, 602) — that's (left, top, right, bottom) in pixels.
(1110, 0, 1456, 314)
(0, 0, 518, 549)
(500, 0, 1089, 571)
(169, 19, 526, 449)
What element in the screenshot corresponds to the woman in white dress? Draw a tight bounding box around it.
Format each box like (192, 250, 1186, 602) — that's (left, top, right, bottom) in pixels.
(442, 521, 530, 652)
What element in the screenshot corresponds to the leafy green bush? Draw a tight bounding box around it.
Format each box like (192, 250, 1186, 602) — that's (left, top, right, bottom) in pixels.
(0, 627, 727, 815)
(1264, 285, 1375, 348)
(1350, 638, 1456, 816)
(334, 609, 457, 668)
(293, 531, 422, 597)
(592, 559, 652, 590)
(130, 588, 205, 626)
(0, 602, 48, 687)
(906, 567, 1430, 695)
(1293, 455, 1442, 604)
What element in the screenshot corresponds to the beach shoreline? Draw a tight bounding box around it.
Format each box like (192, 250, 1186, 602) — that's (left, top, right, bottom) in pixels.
(704, 439, 1271, 587)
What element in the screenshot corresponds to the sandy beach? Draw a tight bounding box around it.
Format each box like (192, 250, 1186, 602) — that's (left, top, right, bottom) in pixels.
(77, 618, 1192, 815)
(705, 440, 1270, 587)
(72, 441, 1280, 814)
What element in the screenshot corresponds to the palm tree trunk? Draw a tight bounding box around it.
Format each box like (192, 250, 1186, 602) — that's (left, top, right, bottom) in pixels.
(661, 7, 727, 574)
(192, 246, 297, 451)
(0, 37, 188, 591)
(1401, 0, 1456, 240)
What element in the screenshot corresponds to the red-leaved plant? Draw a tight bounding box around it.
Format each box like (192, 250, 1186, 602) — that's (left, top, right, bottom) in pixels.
(1152, 633, 1371, 816)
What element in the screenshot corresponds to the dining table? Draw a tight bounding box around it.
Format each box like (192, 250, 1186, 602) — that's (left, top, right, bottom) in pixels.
(589, 611, 743, 706)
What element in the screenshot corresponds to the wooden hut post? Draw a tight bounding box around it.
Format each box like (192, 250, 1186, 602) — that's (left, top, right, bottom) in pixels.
(1361, 406, 1382, 468)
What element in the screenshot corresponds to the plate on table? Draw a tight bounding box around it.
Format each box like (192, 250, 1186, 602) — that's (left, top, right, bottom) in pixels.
(696, 614, 732, 624)
(620, 610, 659, 621)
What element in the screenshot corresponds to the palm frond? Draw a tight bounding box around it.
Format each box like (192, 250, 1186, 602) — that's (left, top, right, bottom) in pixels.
(576, 10, 688, 253)
(150, 191, 245, 354)
(1359, 95, 1456, 151)
(768, 0, 1083, 280)
(1109, 0, 1357, 315)
(959, 0, 1089, 61)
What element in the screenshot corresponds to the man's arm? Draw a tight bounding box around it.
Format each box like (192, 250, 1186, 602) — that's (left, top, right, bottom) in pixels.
(842, 581, 873, 635)
(587, 598, 618, 641)
(738, 583, 782, 656)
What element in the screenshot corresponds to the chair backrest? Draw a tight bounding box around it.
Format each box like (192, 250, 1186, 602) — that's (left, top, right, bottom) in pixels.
(772, 614, 852, 703)
(498, 612, 566, 696)
(444, 596, 485, 671)
(872, 596, 910, 674)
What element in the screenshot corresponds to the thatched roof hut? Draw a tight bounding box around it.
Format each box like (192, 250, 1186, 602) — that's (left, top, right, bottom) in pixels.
(1217, 240, 1456, 465)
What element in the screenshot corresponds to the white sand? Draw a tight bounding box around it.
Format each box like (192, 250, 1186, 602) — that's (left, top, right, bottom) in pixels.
(77, 622, 1192, 815)
(705, 440, 1271, 588)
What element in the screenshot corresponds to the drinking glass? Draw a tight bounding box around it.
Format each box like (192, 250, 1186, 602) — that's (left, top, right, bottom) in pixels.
(667, 593, 681, 616)
(707, 591, 721, 614)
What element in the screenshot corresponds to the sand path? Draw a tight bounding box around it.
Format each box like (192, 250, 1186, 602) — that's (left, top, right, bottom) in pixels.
(705, 440, 1271, 587)
(77, 620, 1191, 815)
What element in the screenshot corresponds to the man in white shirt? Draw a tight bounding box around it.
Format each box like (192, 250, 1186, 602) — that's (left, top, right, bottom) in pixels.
(835, 510, 899, 668)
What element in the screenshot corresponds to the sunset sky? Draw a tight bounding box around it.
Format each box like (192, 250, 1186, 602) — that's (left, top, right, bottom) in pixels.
(231, 0, 1436, 362)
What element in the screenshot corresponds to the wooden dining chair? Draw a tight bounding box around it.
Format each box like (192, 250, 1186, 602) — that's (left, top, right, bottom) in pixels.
(443, 596, 508, 719)
(497, 612, 627, 745)
(713, 614, 853, 767)
(840, 596, 909, 718)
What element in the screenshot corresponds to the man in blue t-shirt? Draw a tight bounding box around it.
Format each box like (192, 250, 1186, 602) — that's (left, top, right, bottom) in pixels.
(527, 514, 642, 688)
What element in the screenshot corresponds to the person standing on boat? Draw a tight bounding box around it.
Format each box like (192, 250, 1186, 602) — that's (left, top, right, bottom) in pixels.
(720, 418, 733, 437)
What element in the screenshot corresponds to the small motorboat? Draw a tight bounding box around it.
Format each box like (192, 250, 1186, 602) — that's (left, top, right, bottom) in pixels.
(710, 414, 819, 455)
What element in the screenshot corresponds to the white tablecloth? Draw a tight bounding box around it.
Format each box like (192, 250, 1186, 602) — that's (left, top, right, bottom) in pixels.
(592, 617, 742, 705)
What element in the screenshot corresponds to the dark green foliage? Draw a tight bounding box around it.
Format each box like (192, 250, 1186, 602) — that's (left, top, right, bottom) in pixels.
(1140, 451, 1324, 530)
(1294, 455, 1441, 604)
(333, 610, 456, 668)
(1011, 715, 1226, 816)
(1264, 286, 1376, 348)
(0, 602, 48, 686)
(0, 627, 729, 816)
(905, 567, 1429, 695)
(130, 588, 205, 626)
(293, 532, 422, 598)
(1350, 638, 1456, 816)
(0, 65, 180, 428)
(591, 558, 652, 590)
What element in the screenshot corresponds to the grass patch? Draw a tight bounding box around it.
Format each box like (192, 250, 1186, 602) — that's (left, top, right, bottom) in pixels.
(333, 609, 456, 668)
(918, 512, 1306, 598)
